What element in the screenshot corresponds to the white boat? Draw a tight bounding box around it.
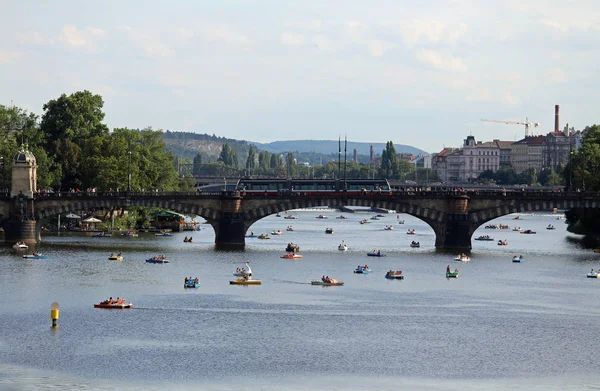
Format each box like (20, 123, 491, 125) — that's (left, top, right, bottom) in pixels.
(384, 226, 394, 230)
(454, 255, 470, 262)
(13, 242, 28, 250)
(512, 256, 524, 263)
(311, 279, 344, 286)
(587, 270, 600, 278)
(410, 242, 420, 248)
(284, 215, 298, 220)
(233, 262, 252, 277)
(271, 230, 283, 236)
(338, 241, 348, 251)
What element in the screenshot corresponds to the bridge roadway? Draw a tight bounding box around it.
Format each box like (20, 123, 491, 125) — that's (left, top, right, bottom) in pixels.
(1, 189, 598, 250)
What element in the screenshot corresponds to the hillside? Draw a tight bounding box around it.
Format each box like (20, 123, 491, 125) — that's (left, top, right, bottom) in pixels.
(253, 140, 426, 156)
(162, 131, 427, 165)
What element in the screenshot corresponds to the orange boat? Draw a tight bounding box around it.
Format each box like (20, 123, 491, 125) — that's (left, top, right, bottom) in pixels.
(280, 253, 303, 259)
(94, 299, 132, 309)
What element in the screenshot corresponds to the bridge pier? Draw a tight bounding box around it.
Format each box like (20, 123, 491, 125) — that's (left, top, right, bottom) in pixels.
(4, 217, 39, 244)
(433, 218, 472, 251)
(210, 214, 246, 247)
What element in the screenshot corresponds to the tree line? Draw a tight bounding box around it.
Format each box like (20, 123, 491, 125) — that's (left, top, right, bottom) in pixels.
(0, 90, 193, 192)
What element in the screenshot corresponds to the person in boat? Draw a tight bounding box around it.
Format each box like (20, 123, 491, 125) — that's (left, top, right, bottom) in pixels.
(377, 250, 381, 255)
(194, 278, 199, 284)
(365, 264, 369, 270)
(110, 253, 115, 257)
(117, 252, 122, 257)
(244, 274, 249, 281)
(447, 265, 451, 273)
(591, 269, 595, 274)
(107, 297, 114, 304)
(455, 268, 459, 273)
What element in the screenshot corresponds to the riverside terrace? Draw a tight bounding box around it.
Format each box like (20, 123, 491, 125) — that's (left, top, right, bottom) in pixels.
(0, 189, 598, 250)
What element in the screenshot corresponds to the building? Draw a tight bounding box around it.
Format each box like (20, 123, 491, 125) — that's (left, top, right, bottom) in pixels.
(542, 131, 571, 170)
(432, 148, 460, 182)
(457, 136, 501, 182)
(493, 140, 515, 169)
(510, 136, 545, 173)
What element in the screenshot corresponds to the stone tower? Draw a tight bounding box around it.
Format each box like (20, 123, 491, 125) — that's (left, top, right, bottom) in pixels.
(11, 145, 37, 199)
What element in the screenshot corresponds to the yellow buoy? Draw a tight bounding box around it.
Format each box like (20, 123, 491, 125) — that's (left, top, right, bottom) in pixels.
(50, 302, 59, 327)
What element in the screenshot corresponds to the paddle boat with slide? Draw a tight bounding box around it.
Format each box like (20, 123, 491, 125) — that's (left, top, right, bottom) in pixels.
(233, 262, 252, 277)
(338, 241, 348, 251)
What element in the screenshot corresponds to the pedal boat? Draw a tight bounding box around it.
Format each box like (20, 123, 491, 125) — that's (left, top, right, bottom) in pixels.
(311, 280, 344, 286)
(230, 278, 262, 285)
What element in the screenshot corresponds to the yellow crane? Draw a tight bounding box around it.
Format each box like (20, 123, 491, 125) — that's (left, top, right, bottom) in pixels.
(481, 118, 539, 137)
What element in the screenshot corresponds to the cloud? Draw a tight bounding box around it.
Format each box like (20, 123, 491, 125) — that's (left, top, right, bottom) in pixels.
(415, 49, 467, 72)
(0, 50, 21, 64)
(58, 25, 88, 48)
(368, 40, 394, 57)
(546, 68, 566, 84)
(17, 31, 53, 46)
(86, 27, 106, 37)
(503, 92, 520, 106)
(281, 33, 305, 45)
(381, 20, 468, 47)
(284, 20, 324, 31)
(117, 26, 175, 57)
(203, 26, 249, 44)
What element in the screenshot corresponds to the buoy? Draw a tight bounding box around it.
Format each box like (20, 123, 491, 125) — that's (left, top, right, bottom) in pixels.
(50, 302, 59, 327)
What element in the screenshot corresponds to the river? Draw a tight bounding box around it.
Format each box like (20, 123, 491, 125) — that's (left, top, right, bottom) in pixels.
(1, 210, 599, 390)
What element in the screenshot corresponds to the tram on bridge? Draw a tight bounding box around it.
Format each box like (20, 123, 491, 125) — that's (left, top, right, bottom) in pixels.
(236, 178, 391, 195)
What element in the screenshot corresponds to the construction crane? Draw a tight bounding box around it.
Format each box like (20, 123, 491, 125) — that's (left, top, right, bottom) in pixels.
(481, 118, 539, 137)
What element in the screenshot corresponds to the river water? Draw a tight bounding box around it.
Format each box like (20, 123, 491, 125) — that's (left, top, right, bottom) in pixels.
(1, 210, 599, 390)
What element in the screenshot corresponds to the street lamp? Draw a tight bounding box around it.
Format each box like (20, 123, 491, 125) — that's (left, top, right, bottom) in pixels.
(127, 138, 132, 193)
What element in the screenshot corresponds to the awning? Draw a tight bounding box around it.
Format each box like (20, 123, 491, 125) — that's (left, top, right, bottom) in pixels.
(83, 217, 102, 223)
(152, 211, 186, 218)
(65, 213, 81, 219)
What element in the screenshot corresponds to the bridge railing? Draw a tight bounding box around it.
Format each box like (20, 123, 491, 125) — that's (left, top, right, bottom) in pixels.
(32, 190, 231, 199)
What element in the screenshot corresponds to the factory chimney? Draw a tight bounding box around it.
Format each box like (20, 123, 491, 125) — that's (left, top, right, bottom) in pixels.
(554, 105, 560, 133)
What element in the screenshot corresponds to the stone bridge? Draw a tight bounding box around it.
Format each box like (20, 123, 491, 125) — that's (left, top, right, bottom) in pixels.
(1, 189, 599, 250)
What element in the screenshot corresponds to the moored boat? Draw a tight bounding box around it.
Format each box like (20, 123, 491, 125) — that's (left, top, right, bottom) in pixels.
(385, 270, 404, 280)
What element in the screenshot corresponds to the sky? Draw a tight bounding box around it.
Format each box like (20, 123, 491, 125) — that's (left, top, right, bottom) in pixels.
(1, 0, 599, 153)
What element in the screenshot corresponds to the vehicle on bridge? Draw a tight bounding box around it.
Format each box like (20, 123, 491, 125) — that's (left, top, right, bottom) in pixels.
(235, 178, 391, 195)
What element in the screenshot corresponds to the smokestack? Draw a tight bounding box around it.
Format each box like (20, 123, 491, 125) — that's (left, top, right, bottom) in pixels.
(554, 105, 559, 132)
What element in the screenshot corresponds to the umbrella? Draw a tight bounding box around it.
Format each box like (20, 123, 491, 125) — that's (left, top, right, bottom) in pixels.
(65, 213, 81, 219)
(82, 217, 102, 223)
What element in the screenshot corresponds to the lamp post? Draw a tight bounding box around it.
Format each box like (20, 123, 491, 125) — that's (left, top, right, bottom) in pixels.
(127, 138, 132, 193)
(0, 156, 4, 192)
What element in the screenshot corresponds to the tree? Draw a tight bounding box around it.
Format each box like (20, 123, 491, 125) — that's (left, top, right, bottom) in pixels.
(286, 152, 297, 177)
(218, 143, 238, 168)
(40, 91, 109, 189)
(258, 151, 271, 171)
(193, 153, 202, 176)
(246, 145, 256, 173)
(379, 141, 398, 178)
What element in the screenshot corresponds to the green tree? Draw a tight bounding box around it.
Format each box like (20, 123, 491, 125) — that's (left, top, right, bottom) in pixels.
(40, 91, 109, 189)
(379, 141, 398, 178)
(246, 145, 256, 173)
(286, 152, 297, 177)
(218, 143, 238, 168)
(258, 151, 271, 171)
(192, 153, 203, 176)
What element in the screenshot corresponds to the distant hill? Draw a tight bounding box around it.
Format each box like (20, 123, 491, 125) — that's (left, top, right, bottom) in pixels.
(161, 131, 427, 166)
(252, 140, 426, 156)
